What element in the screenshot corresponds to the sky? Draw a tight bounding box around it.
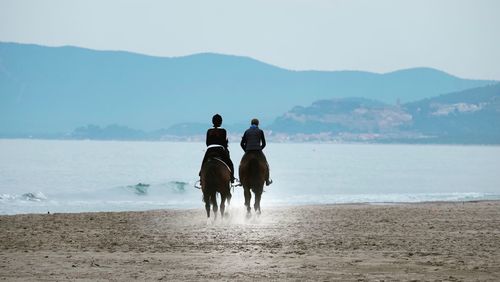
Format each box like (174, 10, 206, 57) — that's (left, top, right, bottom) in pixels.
(1, 0, 499, 80)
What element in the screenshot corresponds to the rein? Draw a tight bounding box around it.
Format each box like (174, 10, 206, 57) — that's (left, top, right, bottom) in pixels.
(194, 157, 239, 190)
(211, 157, 232, 173)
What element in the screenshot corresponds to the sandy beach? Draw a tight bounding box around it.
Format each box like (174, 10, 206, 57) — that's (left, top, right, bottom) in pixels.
(1, 201, 499, 281)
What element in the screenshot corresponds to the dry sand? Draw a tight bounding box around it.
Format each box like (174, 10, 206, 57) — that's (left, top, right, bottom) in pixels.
(1, 201, 499, 281)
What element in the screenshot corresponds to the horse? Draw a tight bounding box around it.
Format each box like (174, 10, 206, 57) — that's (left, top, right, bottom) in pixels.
(238, 151, 268, 215)
(200, 157, 232, 219)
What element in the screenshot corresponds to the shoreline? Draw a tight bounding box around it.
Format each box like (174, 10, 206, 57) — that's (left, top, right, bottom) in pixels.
(2, 199, 500, 216)
(1, 201, 499, 280)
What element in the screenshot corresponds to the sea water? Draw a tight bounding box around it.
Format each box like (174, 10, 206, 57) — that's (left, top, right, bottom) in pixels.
(1, 139, 499, 215)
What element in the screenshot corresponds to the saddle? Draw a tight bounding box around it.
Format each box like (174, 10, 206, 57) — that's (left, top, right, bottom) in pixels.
(242, 150, 266, 162)
(204, 150, 232, 173)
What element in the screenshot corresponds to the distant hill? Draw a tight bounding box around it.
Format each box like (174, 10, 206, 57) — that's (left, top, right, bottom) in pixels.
(268, 84, 500, 144)
(1, 42, 496, 136)
(402, 84, 500, 143)
(269, 97, 411, 135)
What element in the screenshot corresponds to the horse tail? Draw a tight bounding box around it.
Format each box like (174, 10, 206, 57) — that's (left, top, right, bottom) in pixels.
(248, 157, 259, 180)
(247, 155, 265, 192)
(201, 160, 215, 203)
(201, 159, 230, 202)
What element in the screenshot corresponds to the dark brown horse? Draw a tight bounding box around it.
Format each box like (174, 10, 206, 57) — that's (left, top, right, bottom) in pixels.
(200, 157, 232, 219)
(239, 151, 268, 215)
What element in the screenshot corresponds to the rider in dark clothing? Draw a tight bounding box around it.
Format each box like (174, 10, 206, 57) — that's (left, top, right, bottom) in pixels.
(240, 118, 272, 186)
(201, 114, 235, 183)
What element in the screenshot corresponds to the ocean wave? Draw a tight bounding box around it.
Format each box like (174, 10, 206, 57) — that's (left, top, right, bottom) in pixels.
(121, 181, 190, 196)
(125, 183, 150, 195)
(2, 190, 499, 215)
(0, 192, 47, 202)
(266, 192, 500, 205)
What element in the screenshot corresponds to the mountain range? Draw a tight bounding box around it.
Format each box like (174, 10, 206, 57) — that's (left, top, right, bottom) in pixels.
(1, 42, 498, 143)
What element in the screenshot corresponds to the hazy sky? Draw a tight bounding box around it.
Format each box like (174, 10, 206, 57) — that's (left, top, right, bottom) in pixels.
(1, 0, 499, 80)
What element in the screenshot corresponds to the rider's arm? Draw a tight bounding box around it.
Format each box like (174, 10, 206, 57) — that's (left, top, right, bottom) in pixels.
(205, 129, 210, 147)
(222, 129, 228, 149)
(240, 132, 247, 151)
(261, 130, 266, 150)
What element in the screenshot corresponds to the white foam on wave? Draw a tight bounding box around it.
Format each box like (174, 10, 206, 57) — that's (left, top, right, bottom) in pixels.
(0, 191, 48, 202)
(265, 192, 500, 206)
(0, 180, 204, 215)
(2, 189, 499, 215)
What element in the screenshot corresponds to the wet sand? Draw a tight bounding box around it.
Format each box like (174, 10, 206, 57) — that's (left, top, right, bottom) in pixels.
(1, 201, 499, 281)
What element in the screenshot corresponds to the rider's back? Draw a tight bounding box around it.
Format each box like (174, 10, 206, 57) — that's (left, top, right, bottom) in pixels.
(206, 128, 228, 148)
(241, 126, 265, 151)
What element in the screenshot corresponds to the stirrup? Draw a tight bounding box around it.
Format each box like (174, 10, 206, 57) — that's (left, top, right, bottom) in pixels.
(265, 179, 273, 186)
(194, 180, 201, 189)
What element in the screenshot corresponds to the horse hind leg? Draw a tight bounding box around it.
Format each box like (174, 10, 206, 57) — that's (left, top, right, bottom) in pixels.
(220, 193, 226, 218)
(203, 193, 211, 218)
(211, 193, 218, 220)
(244, 188, 252, 214)
(254, 190, 262, 215)
(226, 192, 232, 212)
